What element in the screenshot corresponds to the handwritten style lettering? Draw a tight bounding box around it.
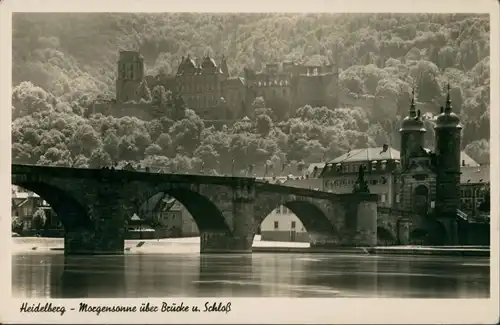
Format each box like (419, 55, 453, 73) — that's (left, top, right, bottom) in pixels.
(20, 302, 66, 316)
(161, 302, 190, 312)
(78, 303, 137, 315)
(204, 302, 231, 314)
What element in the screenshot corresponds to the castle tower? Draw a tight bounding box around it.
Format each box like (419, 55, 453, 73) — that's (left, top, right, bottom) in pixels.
(116, 51, 145, 103)
(434, 83, 462, 245)
(399, 89, 426, 171)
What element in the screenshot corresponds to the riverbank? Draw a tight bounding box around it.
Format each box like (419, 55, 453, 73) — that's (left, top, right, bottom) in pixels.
(11, 236, 490, 256)
(252, 246, 490, 256)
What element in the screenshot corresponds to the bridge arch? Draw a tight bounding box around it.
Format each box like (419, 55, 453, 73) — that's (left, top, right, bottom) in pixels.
(133, 187, 232, 235)
(255, 199, 340, 247)
(11, 181, 91, 231)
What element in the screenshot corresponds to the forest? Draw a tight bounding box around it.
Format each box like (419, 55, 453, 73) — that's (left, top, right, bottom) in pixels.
(11, 13, 491, 175)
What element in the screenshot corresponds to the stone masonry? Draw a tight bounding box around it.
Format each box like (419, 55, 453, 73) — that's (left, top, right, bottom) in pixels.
(12, 164, 380, 254)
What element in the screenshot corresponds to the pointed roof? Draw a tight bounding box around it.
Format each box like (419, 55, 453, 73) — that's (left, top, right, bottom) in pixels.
(435, 83, 462, 129)
(400, 88, 426, 133)
(201, 55, 218, 69)
(130, 213, 141, 221)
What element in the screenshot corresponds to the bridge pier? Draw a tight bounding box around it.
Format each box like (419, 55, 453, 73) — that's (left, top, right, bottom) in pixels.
(65, 227, 124, 255)
(352, 200, 377, 247)
(200, 181, 255, 253)
(65, 182, 127, 255)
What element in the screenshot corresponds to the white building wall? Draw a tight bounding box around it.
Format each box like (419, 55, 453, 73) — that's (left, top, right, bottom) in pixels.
(260, 205, 309, 242)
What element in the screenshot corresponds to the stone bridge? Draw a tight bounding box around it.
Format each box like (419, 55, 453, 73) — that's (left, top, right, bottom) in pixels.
(12, 164, 379, 255)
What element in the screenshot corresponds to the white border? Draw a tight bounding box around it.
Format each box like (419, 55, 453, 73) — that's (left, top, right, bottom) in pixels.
(0, 0, 498, 324)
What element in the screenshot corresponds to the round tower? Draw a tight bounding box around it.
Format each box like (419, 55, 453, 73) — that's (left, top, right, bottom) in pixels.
(434, 83, 462, 245)
(399, 89, 427, 171)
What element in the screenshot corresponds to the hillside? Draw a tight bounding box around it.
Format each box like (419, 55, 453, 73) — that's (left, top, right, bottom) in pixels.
(11, 13, 491, 172)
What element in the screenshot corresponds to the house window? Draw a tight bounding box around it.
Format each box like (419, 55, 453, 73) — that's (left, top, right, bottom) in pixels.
(380, 194, 386, 203)
(274, 221, 279, 229)
(396, 194, 400, 203)
(291, 221, 296, 229)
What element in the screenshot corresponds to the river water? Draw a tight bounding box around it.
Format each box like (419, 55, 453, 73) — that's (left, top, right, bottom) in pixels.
(12, 251, 489, 298)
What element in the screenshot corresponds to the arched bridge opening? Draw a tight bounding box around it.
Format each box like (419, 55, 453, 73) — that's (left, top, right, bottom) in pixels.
(11, 182, 91, 245)
(255, 200, 340, 248)
(133, 187, 232, 253)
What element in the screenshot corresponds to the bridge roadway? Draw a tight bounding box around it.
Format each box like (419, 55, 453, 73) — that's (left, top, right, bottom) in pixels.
(12, 164, 380, 255)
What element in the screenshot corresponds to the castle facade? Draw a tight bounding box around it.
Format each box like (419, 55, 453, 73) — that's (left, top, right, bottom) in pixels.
(93, 50, 339, 121)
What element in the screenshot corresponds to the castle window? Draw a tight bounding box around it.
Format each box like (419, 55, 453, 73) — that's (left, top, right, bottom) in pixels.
(121, 64, 126, 79)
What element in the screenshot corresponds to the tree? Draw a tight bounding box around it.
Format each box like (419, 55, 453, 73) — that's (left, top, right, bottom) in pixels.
(12, 217, 24, 235)
(89, 147, 112, 168)
(32, 208, 46, 231)
(410, 60, 441, 104)
(478, 184, 490, 213)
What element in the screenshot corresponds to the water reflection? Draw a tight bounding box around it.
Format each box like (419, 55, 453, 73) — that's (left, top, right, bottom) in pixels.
(197, 254, 257, 296)
(12, 253, 490, 298)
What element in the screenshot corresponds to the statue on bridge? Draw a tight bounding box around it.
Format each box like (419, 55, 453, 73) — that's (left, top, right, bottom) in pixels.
(352, 165, 370, 194)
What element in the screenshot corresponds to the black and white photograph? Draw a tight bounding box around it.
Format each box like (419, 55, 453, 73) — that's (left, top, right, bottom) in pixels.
(1, 0, 498, 323)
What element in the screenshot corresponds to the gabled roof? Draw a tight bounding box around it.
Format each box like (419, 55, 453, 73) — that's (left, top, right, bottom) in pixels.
(201, 56, 218, 69)
(328, 146, 400, 164)
(460, 165, 489, 184)
(459, 151, 480, 167)
(306, 163, 325, 178)
(12, 192, 40, 199)
(130, 213, 141, 221)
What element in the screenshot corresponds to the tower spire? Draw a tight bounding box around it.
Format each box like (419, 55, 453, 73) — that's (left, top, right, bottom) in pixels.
(445, 82, 452, 113)
(409, 88, 416, 118)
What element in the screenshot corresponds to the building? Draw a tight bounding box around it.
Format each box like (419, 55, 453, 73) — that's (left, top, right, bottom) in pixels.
(90, 50, 339, 122)
(261, 87, 489, 245)
(11, 186, 61, 235)
(138, 192, 199, 238)
(260, 176, 322, 242)
(260, 204, 309, 242)
(319, 87, 488, 216)
(320, 145, 401, 207)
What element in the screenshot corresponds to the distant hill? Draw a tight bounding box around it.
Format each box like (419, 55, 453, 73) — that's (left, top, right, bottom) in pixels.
(11, 13, 490, 169)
